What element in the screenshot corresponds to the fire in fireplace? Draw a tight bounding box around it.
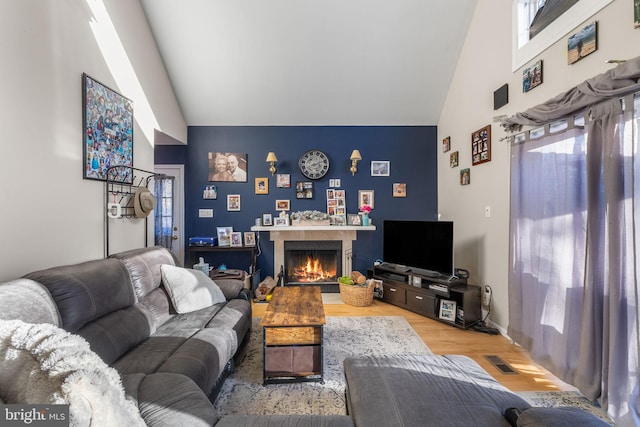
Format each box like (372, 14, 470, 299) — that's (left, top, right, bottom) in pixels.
(284, 240, 342, 285)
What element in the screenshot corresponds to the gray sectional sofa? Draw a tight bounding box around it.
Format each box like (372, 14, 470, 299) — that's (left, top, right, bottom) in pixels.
(0, 245, 608, 426)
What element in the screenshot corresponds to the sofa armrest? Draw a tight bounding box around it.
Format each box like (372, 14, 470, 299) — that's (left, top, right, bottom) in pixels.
(213, 279, 245, 300)
(123, 373, 218, 427)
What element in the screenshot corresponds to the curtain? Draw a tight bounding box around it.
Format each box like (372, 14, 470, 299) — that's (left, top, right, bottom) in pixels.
(154, 175, 174, 250)
(509, 93, 640, 426)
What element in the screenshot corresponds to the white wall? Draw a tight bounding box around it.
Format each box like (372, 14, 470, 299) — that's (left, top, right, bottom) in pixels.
(438, 0, 640, 329)
(0, 0, 186, 282)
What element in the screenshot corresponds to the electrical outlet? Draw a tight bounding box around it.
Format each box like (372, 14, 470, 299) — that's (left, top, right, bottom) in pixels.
(483, 286, 492, 306)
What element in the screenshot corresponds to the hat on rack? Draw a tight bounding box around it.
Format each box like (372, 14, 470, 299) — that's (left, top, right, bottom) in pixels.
(133, 186, 156, 218)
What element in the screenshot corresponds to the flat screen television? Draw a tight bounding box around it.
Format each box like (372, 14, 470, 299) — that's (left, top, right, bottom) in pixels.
(382, 220, 454, 277)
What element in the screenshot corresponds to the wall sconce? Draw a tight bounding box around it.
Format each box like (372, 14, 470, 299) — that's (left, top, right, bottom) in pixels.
(350, 149, 362, 176)
(266, 152, 278, 175)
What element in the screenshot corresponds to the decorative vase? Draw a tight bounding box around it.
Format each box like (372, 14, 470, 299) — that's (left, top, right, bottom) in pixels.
(362, 214, 370, 226)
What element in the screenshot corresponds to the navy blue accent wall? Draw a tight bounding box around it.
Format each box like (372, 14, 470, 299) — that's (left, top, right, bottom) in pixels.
(155, 126, 438, 278)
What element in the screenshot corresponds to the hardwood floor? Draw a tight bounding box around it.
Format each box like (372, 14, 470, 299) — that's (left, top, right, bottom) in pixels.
(252, 297, 576, 393)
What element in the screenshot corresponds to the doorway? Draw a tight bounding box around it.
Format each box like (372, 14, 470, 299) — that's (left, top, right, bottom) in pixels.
(154, 164, 185, 264)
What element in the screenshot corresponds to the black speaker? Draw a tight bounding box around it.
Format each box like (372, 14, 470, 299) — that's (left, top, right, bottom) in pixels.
(493, 84, 509, 110)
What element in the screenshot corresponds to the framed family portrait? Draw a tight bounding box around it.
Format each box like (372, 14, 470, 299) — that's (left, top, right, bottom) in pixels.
(262, 213, 273, 226)
(296, 181, 313, 199)
(358, 190, 374, 209)
(522, 60, 543, 92)
(227, 194, 241, 211)
(83, 73, 134, 182)
(208, 152, 248, 182)
(243, 231, 256, 247)
(371, 161, 390, 176)
(471, 125, 491, 166)
(255, 177, 268, 194)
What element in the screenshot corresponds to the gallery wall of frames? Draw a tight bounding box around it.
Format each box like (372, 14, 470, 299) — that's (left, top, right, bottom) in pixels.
(155, 125, 438, 277)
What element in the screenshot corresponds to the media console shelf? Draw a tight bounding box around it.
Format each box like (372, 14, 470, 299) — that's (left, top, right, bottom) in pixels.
(372, 265, 481, 329)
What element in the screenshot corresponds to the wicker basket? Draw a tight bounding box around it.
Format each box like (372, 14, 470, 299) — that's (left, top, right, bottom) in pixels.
(339, 281, 374, 307)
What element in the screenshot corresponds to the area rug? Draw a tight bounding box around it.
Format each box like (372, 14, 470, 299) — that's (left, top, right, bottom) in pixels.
(214, 316, 431, 416)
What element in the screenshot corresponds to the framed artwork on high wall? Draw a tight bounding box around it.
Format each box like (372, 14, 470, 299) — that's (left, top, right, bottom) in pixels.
(83, 73, 134, 182)
(567, 21, 597, 65)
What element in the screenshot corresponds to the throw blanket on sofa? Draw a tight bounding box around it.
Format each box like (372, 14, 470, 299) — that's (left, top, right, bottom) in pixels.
(0, 320, 145, 427)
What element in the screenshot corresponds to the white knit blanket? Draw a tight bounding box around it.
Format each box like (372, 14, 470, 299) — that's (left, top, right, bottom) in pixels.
(0, 320, 145, 427)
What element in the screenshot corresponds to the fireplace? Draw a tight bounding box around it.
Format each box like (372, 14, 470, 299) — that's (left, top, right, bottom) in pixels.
(284, 241, 342, 286)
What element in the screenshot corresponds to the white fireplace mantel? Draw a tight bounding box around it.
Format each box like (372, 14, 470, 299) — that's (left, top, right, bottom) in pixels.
(250, 225, 376, 276)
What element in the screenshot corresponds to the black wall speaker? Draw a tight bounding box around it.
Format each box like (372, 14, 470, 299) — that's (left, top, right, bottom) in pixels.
(493, 84, 509, 110)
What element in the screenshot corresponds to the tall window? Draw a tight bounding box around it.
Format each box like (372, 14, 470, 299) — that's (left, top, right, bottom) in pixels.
(512, 0, 613, 70)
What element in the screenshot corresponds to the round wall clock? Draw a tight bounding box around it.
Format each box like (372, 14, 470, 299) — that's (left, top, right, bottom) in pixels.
(298, 150, 330, 180)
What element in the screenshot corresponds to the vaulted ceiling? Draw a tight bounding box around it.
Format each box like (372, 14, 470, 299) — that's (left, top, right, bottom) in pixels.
(140, 0, 477, 126)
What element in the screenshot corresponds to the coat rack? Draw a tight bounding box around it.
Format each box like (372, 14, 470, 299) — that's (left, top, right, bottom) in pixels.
(104, 165, 166, 256)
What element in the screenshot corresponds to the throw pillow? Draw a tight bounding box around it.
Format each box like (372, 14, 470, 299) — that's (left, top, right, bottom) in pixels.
(160, 264, 226, 313)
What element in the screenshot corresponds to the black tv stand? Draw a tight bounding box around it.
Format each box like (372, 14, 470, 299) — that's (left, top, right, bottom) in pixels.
(371, 265, 481, 329)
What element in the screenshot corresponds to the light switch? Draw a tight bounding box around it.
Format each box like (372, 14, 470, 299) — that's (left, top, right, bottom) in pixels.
(484, 206, 491, 218)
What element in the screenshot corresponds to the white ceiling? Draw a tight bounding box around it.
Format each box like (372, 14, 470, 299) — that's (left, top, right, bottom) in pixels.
(140, 0, 477, 126)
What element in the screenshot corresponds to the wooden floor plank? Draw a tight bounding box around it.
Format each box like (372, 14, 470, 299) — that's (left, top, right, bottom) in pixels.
(252, 297, 575, 392)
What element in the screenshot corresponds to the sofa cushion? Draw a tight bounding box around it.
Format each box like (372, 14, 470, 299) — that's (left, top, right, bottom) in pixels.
(0, 320, 145, 426)
(122, 373, 218, 427)
(24, 258, 135, 333)
(510, 407, 611, 426)
(110, 246, 178, 300)
(0, 278, 61, 326)
(216, 415, 355, 427)
(160, 265, 226, 313)
(344, 354, 530, 427)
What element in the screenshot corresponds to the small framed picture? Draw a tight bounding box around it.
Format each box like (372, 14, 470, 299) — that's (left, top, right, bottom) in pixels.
(274, 217, 289, 226)
(255, 177, 269, 194)
(439, 299, 456, 322)
(442, 136, 451, 153)
(522, 59, 543, 92)
(450, 151, 459, 168)
(244, 231, 256, 247)
(227, 194, 241, 211)
(276, 199, 290, 211)
(358, 190, 374, 209)
(216, 226, 233, 247)
(393, 183, 407, 197)
(276, 174, 291, 188)
(460, 168, 471, 185)
(203, 185, 217, 199)
(471, 125, 491, 166)
(567, 21, 597, 65)
(347, 214, 361, 225)
(262, 213, 273, 226)
(296, 181, 313, 199)
(230, 232, 243, 247)
(371, 161, 390, 176)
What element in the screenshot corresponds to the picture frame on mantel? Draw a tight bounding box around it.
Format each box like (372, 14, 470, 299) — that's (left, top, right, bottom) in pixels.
(471, 125, 491, 166)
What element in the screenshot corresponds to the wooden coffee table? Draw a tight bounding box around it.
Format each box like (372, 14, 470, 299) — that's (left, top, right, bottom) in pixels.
(261, 286, 326, 385)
